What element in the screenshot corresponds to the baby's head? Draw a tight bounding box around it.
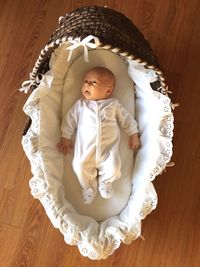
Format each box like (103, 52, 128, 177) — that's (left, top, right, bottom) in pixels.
(82, 67, 115, 101)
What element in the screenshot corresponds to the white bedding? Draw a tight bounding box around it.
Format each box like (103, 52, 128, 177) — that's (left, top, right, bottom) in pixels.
(38, 47, 140, 221)
(22, 42, 174, 259)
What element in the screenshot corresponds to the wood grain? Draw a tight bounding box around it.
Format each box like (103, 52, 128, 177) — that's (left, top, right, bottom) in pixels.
(0, 0, 200, 266)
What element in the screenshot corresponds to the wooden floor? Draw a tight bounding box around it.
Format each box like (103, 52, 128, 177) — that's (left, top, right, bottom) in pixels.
(0, 0, 200, 266)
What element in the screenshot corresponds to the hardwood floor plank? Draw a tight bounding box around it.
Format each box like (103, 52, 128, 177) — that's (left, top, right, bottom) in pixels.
(0, 224, 22, 267)
(0, 95, 29, 189)
(9, 200, 46, 267)
(0, 188, 13, 224)
(0, 154, 32, 227)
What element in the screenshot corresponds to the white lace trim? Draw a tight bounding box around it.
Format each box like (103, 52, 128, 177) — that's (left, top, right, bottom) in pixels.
(21, 67, 174, 261)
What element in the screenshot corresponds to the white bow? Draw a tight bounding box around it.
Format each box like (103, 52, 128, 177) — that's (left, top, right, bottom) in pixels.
(19, 74, 43, 94)
(66, 35, 100, 62)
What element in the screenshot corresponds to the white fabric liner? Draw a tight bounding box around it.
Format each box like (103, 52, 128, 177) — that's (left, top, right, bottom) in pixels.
(22, 42, 174, 260)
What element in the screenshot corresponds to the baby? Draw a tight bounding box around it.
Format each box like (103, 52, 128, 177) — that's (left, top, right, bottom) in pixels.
(57, 67, 140, 204)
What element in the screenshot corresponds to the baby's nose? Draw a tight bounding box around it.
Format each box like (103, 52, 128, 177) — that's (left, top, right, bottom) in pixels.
(85, 81, 92, 87)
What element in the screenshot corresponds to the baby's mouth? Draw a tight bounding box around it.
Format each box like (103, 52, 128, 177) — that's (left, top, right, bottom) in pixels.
(85, 90, 91, 95)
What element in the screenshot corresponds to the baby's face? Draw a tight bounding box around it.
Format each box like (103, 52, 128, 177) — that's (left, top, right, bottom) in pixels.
(82, 70, 114, 101)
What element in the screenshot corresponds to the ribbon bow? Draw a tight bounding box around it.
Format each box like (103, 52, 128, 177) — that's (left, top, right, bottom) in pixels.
(19, 74, 43, 94)
(66, 35, 100, 62)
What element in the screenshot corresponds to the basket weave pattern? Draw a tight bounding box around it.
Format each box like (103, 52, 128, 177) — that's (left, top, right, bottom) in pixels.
(22, 6, 168, 135)
(50, 6, 158, 64)
(30, 6, 167, 89)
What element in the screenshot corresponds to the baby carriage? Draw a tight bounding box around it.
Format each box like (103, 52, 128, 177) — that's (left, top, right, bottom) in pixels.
(21, 6, 174, 260)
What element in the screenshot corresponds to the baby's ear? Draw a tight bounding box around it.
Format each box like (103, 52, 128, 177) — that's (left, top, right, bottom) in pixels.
(106, 88, 112, 95)
(107, 85, 114, 95)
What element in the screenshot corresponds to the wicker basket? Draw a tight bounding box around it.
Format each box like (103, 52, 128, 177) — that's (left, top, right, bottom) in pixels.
(20, 6, 174, 260)
(30, 6, 166, 89)
(22, 6, 168, 135)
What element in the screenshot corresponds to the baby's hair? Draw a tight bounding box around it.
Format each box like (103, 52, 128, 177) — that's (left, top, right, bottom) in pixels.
(87, 67, 116, 88)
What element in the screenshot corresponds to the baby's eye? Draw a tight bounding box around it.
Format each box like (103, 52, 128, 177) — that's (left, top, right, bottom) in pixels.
(92, 81, 97, 84)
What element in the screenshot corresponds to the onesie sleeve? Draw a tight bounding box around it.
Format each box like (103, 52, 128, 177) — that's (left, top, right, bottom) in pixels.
(116, 101, 138, 136)
(61, 100, 79, 139)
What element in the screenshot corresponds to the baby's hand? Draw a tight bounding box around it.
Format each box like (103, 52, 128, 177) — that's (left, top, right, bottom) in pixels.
(57, 137, 73, 155)
(129, 133, 141, 151)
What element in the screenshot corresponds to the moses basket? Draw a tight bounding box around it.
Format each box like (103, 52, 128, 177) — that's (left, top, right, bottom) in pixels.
(21, 6, 174, 260)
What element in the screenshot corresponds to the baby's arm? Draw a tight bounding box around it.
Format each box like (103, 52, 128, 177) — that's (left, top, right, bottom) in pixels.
(116, 101, 140, 151)
(57, 100, 79, 154)
(57, 137, 73, 155)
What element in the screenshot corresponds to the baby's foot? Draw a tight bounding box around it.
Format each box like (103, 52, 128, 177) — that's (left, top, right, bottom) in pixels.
(99, 182, 113, 199)
(82, 187, 97, 205)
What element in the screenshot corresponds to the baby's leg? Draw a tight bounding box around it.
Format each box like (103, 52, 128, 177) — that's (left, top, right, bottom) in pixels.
(72, 157, 98, 204)
(98, 151, 121, 199)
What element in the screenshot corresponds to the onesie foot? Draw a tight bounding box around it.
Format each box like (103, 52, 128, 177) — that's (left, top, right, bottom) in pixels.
(82, 187, 97, 204)
(99, 182, 113, 199)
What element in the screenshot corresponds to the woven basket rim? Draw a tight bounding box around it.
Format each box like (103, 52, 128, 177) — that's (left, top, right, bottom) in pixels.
(27, 5, 167, 94)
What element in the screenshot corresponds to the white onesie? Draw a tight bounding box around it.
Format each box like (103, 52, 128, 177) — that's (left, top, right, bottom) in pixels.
(61, 98, 138, 198)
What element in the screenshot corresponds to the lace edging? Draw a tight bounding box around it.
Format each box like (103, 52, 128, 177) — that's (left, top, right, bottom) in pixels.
(21, 83, 173, 260)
